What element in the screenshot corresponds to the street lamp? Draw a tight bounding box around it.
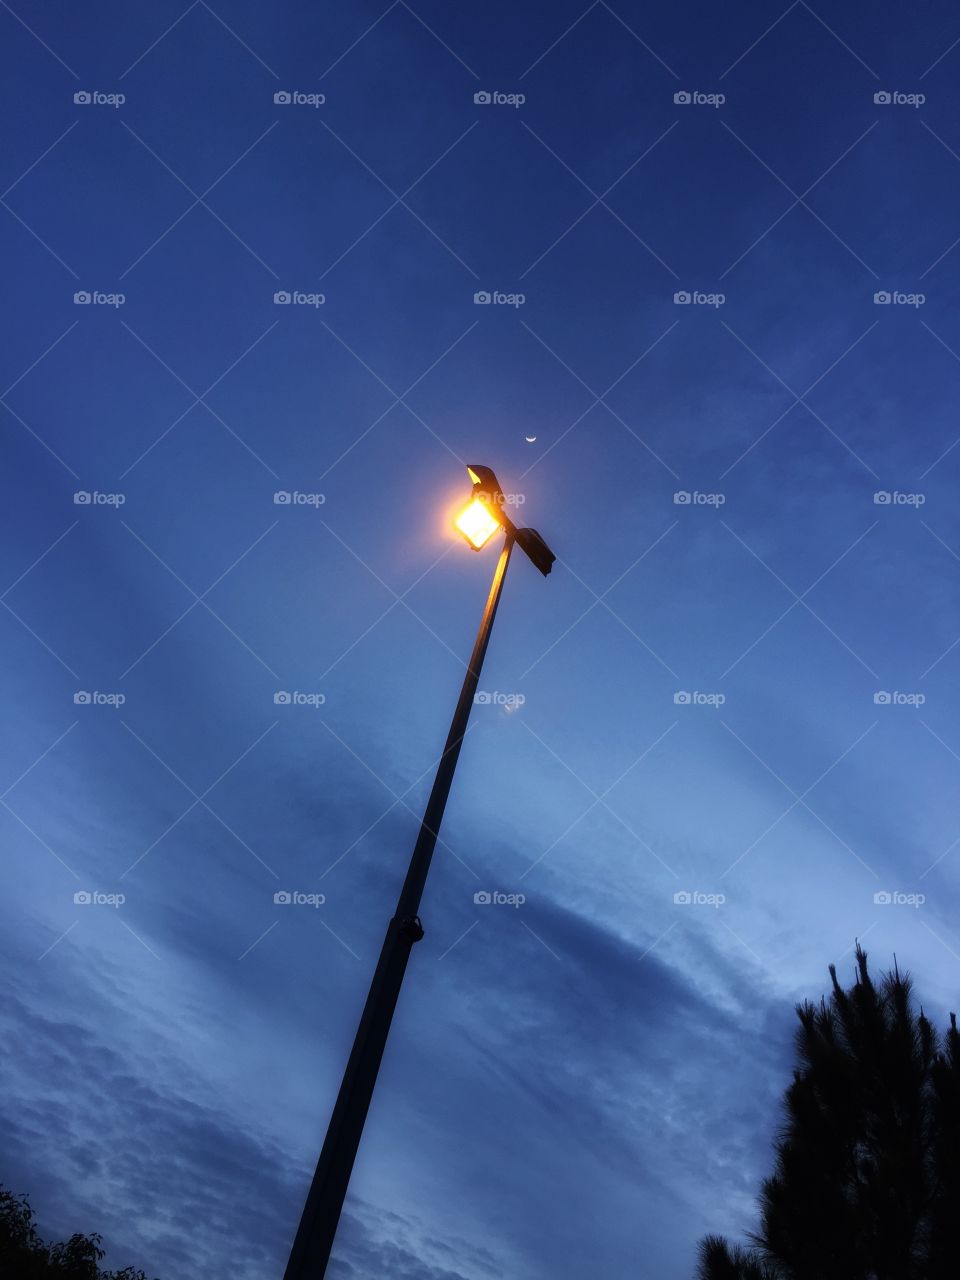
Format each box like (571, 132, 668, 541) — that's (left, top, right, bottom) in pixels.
(283, 465, 555, 1279)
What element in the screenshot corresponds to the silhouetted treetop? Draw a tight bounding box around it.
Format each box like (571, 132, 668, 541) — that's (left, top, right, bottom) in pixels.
(697, 945, 960, 1280)
(0, 1186, 156, 1280)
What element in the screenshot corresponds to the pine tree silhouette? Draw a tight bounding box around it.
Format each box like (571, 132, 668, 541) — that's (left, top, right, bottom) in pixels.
(697, 945, 960, 1280)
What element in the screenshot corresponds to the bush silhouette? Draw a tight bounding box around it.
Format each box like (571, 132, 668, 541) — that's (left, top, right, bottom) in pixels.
(0, 1186, 155, 1279)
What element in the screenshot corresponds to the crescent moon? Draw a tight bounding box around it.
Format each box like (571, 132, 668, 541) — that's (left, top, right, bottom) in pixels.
(525, 435, 537, 443)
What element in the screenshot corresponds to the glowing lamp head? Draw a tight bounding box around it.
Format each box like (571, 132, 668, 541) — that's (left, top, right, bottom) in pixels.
(455, 495, 501, 550)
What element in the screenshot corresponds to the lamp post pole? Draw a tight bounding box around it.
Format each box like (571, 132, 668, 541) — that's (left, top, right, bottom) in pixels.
(284, 533, 515, 1280)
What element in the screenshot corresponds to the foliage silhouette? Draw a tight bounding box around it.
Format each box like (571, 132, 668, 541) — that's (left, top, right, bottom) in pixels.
(0, 1185, 155, 1279)
(697, 945, 960, 1280)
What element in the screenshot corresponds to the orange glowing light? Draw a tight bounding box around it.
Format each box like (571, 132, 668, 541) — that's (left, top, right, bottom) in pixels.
(455, 496, 501, 550)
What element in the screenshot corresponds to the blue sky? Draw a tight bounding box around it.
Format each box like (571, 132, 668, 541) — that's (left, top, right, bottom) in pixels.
(3, 2, 960, 1277)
